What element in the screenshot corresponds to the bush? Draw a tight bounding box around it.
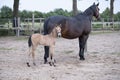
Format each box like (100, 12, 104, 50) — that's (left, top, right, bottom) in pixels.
(0, 29, 15, 36)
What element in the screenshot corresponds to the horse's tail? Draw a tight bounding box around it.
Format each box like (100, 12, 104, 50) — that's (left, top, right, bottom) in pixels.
(28, 36, 32, 47)
(43, 18, 50, 35)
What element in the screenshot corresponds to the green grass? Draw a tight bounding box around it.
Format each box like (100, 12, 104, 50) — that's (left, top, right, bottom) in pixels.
(0, 47, 16, 50)
(91, 31, 116, 35)
(64, 50, 74, 54)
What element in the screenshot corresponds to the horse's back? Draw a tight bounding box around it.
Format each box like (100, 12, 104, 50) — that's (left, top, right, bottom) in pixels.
(44, 15, 91, 39)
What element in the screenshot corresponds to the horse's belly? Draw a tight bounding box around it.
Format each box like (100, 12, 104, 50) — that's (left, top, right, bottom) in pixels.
(62, 33, 79, 39)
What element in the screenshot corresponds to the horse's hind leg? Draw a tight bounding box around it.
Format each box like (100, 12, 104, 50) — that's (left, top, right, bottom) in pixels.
(44, 46, 49, 64)
(79, 35, 89, 60)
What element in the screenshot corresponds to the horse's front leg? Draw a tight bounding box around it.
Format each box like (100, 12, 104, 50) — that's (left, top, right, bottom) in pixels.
(44, 46, 49, 64)
(49, 46, 56, 67)
(79, 35, 89, 60)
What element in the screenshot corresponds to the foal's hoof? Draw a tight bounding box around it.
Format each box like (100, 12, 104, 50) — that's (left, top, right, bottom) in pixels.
(49, 62, 56, 67)
(49, 62, 52, 66)
(26, 62, 30, 67)
(33, 62, 36, 66)
(54, 59, 56, 63)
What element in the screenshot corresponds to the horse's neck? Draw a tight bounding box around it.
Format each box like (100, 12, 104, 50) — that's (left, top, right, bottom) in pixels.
(83, 8, 93, 21)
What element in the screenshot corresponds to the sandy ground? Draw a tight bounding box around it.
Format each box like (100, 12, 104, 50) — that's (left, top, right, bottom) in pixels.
(0, 31, 120, 80)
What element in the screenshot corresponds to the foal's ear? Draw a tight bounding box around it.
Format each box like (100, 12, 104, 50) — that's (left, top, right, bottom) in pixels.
(96, 3, 99, 6)
(55, 24, 58, 27)
(59, 24, 62, 27)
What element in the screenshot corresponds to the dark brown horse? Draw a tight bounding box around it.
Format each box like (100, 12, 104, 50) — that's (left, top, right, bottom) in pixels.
(43, 3, 100, 63)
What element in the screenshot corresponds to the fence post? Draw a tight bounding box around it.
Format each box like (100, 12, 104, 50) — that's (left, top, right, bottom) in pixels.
(17, 17, 20, 37)
(39, 18, 42, 33)
(112, 18, 115, 31)
(32, 13, 34, 30)
(102, 18, 104, 32)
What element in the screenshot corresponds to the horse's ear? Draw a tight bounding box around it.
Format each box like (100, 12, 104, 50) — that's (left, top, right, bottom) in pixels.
(96, 3, 99, 6)
(93, 2, 95, 5)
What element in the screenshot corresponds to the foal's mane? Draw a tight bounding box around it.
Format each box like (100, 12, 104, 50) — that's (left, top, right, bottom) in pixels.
(49, 26, 57, 37)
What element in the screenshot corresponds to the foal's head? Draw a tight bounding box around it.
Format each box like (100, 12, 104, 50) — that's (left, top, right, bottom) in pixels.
(55, 24, 62, 37)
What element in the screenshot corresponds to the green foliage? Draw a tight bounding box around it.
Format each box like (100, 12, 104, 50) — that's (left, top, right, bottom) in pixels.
(19, 10, 33, 18)
(44, 8, 72, 18)
(34, 11, 44, 18)
(0, 5, 120, 21)
(114, 12, 120, 21)
(100, 7, 110, 21)
(0, 6, 12, 18)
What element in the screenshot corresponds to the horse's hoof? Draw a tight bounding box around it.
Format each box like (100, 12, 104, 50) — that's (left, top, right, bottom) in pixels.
(80, 58, 85, 60)
(80, 57, 85, 60)
(44, 60, 48, 64)
(80, 55, 85, 60)
(26, 62, 30, 67)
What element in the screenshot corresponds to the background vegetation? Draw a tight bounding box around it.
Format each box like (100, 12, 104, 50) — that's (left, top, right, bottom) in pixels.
(0, 5, 120, 21)
(0, 5, 120, 36)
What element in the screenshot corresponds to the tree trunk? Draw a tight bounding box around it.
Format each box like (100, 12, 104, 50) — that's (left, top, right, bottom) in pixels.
(110, 0, 114, 21)
(13, 0, 19, 34)
(72, 0, 78, 16)
(13, 0, 19, 26)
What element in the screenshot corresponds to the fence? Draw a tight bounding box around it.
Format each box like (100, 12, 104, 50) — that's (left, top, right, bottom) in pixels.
(0, 17, 120, 36)
(0, 17, 45, 36)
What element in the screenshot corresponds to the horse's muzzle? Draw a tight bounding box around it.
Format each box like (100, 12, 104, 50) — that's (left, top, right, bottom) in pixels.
(97, 17, 101, 21)
(96, 15, 101, 21)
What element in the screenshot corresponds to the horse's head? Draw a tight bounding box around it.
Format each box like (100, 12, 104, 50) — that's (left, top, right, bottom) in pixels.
(55, 24, 62, 37)
(90, 3, 100, 20)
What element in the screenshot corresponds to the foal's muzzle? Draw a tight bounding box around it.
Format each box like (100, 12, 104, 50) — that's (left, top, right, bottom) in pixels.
(57, 32, 61, 37)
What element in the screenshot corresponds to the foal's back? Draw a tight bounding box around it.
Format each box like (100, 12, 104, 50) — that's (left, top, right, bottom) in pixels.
(31, 33, 55, 46)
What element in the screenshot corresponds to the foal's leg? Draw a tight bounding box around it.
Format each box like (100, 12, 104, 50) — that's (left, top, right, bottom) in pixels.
(49, 46, 56, 66)
(79, 35, 89, 60)
(26, 47, 31, 67)
(44, 46, 49, 64)
(31, 46, 37, 66)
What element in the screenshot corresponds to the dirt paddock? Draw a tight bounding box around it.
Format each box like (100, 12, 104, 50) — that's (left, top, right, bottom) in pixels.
(0, 31, 120, 80)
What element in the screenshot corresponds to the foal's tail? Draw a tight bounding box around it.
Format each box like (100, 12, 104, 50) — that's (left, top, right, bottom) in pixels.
(28, 36, 32, 47)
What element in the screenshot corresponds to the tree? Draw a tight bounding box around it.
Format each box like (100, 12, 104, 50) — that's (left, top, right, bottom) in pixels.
(104, 0, 115, 20)
(110, 0, 114, 20)
(34, 11, 44, 18)
(72, 0, 78, 16)
(0, 6, 12, 18)
(13, 0, 19, 28)
(114, 12, 120, 21)
(19, 10, 33, 18)
(100, 7, 110, 21)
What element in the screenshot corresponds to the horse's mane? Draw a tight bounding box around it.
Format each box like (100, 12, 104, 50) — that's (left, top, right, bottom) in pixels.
(74, 4, 95, 20)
